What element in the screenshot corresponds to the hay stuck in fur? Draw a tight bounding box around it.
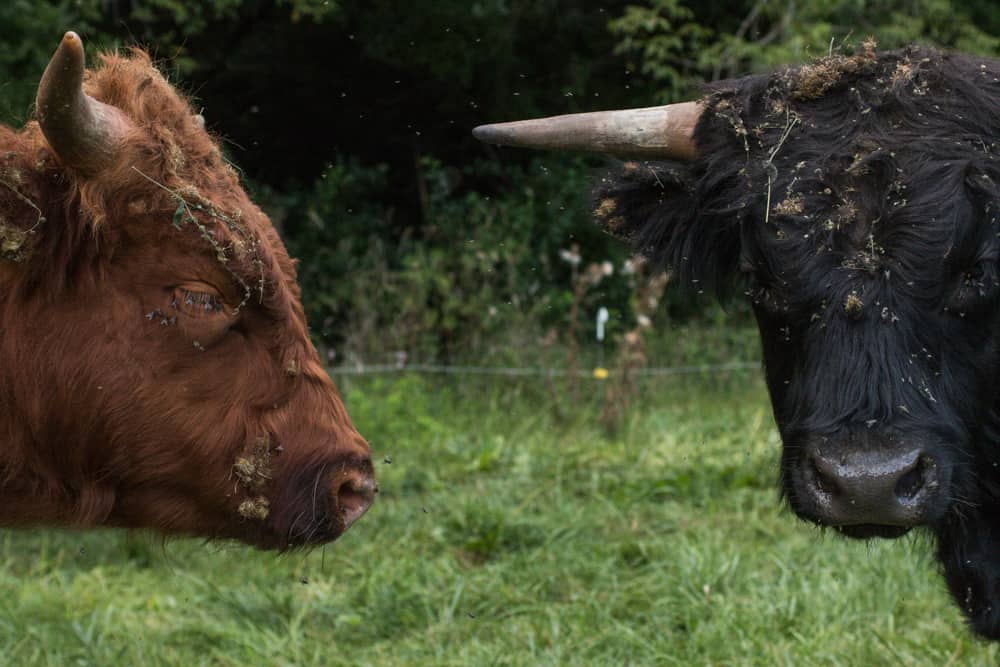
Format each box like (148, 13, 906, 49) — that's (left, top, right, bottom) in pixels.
(238, 496, 270, 520)
(0, 219, 28, 262)
(233, 436, 274, 491)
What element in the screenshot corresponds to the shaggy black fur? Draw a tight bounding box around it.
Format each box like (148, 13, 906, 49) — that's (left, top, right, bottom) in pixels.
(593, 43, 1000, 638)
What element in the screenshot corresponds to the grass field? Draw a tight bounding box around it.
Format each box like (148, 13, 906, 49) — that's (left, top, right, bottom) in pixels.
(0, 371, 996, 666)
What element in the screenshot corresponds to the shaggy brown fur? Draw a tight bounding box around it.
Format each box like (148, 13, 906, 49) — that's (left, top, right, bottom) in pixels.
(0, 49, 374, 549)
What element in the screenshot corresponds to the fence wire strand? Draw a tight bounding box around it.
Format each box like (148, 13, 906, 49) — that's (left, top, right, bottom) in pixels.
(328, 361, 760, 377)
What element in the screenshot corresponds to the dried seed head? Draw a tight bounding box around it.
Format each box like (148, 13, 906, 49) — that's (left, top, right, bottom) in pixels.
(233, 457, 257, 485)
(0, 224, 27, 261)
(774, 193, 805, 216)
(233, 436, 274, 491)
(844, 291, 864, 319)
(238, 497, 270, 521)
(594, 198, 617, 219)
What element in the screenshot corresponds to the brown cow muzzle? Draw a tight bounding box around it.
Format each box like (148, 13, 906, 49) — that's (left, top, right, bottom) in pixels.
(266, 455, 377, 548)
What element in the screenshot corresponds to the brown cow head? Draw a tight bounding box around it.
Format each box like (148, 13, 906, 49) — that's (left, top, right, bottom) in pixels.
(0, 32, 375, 549)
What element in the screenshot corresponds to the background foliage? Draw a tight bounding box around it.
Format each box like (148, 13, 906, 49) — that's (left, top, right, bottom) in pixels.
(2, 0, 999, 363)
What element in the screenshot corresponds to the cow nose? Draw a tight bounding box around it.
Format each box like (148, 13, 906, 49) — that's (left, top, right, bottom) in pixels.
(333, 467, 377, 530)
(800, 445, 938, 527)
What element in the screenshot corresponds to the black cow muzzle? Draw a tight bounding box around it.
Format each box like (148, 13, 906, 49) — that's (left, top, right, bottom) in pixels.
(791, 434, 946, 538)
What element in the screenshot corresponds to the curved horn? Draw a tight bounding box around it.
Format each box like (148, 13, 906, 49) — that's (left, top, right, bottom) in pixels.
(473, 101, 703, 160)
(36, 31, 128, 175)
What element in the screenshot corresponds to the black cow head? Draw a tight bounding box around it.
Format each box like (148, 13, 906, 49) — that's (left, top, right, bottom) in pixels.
(476, 44, 1000, 638)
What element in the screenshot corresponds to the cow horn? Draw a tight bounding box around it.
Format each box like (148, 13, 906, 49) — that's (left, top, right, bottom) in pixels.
(36, 31, 129, 175)
(472, 101, 703, 160)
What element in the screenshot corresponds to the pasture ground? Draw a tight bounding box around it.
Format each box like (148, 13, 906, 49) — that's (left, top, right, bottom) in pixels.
(0, 372, 995, 666)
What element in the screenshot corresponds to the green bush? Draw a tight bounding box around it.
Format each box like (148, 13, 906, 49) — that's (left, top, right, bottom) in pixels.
(8, 2, 998, 366)
(274, 156, 649, 362)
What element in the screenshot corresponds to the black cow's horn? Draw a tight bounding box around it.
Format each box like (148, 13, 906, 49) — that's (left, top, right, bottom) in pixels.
(472, 101, 702, 160)
(36, 31, 129, 175)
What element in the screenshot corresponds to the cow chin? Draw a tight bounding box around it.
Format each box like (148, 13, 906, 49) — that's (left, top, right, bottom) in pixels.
(834, 524, 912, 540)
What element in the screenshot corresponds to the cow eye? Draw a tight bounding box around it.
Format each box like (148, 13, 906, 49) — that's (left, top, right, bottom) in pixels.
(947, 260, 1000, 314)
(172, 287, 227, 317)
(164, 284, 238, 350)
(742, 281, 787, 316)
(742, 267, 789, 314)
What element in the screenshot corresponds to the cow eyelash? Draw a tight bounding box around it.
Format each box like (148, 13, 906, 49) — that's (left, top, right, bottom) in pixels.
(171, 289, 225, 315)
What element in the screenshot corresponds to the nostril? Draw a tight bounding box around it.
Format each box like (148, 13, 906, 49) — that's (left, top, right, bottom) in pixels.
(334, 471, 377, 529)
(810, 456, 840, 496)
(894, 455, 929, 500)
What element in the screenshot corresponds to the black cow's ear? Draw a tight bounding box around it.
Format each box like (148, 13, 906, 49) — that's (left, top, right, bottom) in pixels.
(593, 159, 742, 296)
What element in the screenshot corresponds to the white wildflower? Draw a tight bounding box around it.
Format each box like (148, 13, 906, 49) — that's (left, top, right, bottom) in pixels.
(559, 248, 581, 267)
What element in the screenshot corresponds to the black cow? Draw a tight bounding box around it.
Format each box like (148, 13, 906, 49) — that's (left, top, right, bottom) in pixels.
(475, 42, 1000, 638)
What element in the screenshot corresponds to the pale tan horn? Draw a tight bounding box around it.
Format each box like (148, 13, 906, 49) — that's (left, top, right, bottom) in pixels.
(472, 101, 703, 160)
(36, 31, 130, 175)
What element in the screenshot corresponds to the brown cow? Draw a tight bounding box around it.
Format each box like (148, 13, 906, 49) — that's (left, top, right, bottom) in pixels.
(0, 32, 375, 549)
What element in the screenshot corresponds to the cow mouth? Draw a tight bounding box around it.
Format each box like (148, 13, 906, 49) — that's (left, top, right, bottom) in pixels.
(833, 524, 912, 539)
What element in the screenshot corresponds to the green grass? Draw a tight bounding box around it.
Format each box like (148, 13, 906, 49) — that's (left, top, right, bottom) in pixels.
(0, 372, 995, 665)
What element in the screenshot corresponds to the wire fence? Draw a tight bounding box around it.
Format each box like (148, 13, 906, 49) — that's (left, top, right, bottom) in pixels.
(328, 360, 760, 378)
